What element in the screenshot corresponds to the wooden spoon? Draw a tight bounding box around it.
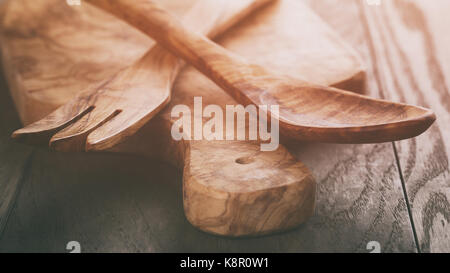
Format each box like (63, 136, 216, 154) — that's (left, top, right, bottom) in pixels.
(82, 0, 436, 144)
(11, 0, 272, 151)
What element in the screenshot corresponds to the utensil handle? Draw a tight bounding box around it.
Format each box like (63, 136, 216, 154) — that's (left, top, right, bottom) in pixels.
(135, 0, 272, 77)
(109, 119, 316, 236)
(86, 0, 260, 99)
(181, 0, 272, 40)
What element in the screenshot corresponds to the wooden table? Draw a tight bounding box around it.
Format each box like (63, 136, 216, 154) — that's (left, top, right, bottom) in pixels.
(0, 0, 448, 252)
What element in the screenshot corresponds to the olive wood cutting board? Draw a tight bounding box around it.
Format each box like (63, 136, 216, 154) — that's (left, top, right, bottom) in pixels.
(1, 0, 365, 236)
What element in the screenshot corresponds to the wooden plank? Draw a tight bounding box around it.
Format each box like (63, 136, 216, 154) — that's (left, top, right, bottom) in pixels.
(0, 144, 415, 253)
(0, 65, 33, 237)
(356, 0, 450, 252)
(0, 0, 32, 238)
(0, 151, 183, 253)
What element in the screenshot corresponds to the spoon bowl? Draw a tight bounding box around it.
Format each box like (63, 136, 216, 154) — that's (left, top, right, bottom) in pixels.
(236, 72, 436, 142)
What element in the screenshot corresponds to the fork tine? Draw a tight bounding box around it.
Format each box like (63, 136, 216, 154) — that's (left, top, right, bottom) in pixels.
(49, 107, 121, 152)
(85, 105, 165, 151)
(11, 101, 94, 145)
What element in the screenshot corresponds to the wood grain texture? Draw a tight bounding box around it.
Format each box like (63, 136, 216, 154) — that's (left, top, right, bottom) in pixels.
(10, 0, 273, 151)
(356, 0, 450, 252)
(105, 0, 416, 247)
(306, 0, 450, 252)
(0, 141, 414, 253)
(2, 0, 365, 126)
(0, 0, 370, 237)
(0, 0, 320, 237)
(290, 0, 420, 252)
(0, 0, 430, 252)
(83, 0, 434, 144)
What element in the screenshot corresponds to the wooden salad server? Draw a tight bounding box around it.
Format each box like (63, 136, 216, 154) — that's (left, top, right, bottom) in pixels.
(82, 0, 436, 144)
(2, 0, 366, 236)
(11, 0, 274, 151)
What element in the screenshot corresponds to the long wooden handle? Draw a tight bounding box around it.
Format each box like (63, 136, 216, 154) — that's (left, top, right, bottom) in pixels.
(134, 0, 273, 85)
(179, 0, 273, 41)
(86, 0, 255, 101)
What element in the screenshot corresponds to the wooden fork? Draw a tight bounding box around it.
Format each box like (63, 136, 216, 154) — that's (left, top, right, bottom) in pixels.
(11, 0, 272, 151)
(81, 0, 436, 144)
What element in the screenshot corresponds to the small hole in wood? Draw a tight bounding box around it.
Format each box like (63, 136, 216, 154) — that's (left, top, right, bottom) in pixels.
(235, 156, 255, 165)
